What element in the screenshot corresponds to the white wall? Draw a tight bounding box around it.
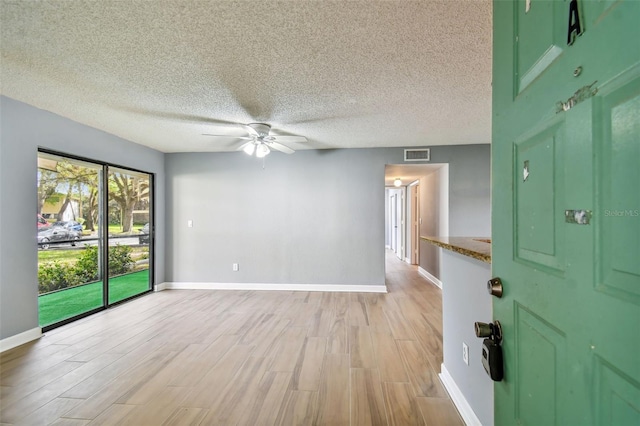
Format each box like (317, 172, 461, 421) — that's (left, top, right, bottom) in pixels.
(0, 96, 165, 341)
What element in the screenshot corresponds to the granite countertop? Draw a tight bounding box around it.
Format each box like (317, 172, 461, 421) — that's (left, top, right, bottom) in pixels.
(420, 236, 491, 263)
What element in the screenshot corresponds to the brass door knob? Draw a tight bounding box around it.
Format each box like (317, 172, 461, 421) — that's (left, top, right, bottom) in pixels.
(474, 320, 503, 343)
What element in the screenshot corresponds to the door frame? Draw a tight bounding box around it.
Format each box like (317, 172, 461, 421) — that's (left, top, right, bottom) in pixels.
(409, 181, 420, 264)
(38, 148, 155, 332)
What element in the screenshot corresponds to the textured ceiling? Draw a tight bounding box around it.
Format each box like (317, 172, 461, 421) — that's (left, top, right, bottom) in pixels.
(0, 1, 492, 153)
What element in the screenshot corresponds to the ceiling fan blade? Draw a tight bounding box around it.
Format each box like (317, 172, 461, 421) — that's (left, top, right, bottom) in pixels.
(202, 134, 254, 140)
(244, 125, 259, 136)
(268, 142, 295, 154)
(114, 105, 245, 127)
(269, 135, 308, 144)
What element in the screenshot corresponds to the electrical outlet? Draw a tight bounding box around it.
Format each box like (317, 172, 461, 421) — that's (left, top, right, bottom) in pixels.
(463, 342, 469, 365)
(232, 263, 239, 272)
(187, 220, 193, 228)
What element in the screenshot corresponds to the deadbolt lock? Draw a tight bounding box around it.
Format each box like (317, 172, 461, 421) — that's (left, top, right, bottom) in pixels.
(487, 277, 503, 298)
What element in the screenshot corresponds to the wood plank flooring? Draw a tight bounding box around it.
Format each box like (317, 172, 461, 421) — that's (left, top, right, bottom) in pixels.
(0, 251, 463, 425)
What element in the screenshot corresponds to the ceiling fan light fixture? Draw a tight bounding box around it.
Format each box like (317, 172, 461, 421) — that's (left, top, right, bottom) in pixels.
(243, 143, 256, 155)
(256, 143, 270, 158)
(393, 178, 402, 187)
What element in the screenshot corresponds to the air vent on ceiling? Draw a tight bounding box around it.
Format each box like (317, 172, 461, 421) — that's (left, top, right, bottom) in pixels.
(404, 149, 430, 162)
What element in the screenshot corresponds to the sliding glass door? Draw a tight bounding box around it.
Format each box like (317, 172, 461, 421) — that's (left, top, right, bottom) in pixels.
(37, 151, 153, 330)
(37, 153, 105, 327)
(107, 167, 152, 304)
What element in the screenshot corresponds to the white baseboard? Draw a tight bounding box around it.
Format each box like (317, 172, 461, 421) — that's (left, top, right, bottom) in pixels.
(0, 327, 42, 353)
(155, 282, 167, 292)
(418, 266, 443, 289)
(162, 282, 388, 293)
(439, 364, 482, 426)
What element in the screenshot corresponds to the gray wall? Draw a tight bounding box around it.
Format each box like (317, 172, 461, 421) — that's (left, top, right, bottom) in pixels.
(444, 144, 491, 237)
(165, 144, 491, 286)
(441, 250, 493, 426)
(0, 96, 165, 340)
(0, 94, 489, 342)
(419, 146, 490, 280)
(166, 149, 387, 285)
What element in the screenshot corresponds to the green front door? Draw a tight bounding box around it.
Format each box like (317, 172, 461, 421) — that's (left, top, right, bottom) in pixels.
(492, 1, 640, 424)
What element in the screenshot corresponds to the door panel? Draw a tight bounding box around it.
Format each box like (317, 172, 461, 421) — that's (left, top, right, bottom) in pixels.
(514, 0, 565, 93)
(514, 304, 567, 426)
(595, 358, 640, 425)
(514, 118, 566, 271)
(596, 71, 640, 302)
(493, 1, 640, 424)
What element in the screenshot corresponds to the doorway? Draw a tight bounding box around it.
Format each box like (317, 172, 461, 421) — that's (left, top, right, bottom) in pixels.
(384, 164, 449, 275)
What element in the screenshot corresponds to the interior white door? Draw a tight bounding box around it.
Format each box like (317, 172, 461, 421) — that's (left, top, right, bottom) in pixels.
(395, 190, 403, 260)
(390, 194, 397, 252)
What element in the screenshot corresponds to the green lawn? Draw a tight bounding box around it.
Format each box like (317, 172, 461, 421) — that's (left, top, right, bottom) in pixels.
(38, 249, 81, 264)
(108, 224, 144, 234)
(39, 246, 149, 265)
(38, 269, 150, 327)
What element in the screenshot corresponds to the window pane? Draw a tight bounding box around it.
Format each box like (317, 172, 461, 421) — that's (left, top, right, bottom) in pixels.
(107, 168, 152, 304)
(37, 153, 104, 327)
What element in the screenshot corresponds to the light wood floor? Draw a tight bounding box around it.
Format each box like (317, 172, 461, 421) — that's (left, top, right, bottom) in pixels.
(0, 251, 463, 425)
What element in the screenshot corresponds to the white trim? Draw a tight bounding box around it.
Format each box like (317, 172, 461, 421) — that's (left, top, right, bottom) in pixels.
(418, 266, 443, 289)
(155, 282, 167, 292)
(0, 327, 42, 353)
(404, 257, 412, 264)
(162, 282, 388, 293)
(439, 364, 483, 426)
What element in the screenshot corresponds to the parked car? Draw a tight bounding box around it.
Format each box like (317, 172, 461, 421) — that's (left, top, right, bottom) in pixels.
(37, 214, 49, 228)
(37, 226, 81, 249)
(138, 223, 150, 244)
(52, 220, 83, 232)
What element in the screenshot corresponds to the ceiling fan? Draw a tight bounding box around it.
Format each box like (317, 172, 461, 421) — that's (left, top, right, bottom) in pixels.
(203, 123, 307, 157)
